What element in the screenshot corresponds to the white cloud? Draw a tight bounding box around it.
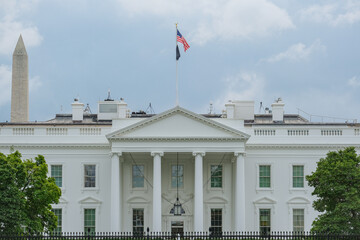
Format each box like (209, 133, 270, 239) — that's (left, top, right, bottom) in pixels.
(347, 76, 360, 87)
(116, 0, 294, 45)
(0, 0, 43, 55)
(265, 39, 326, 63)
(300, 1, 360, 26)
(0, 65, 11, 106)
(211, 72, 265, 112)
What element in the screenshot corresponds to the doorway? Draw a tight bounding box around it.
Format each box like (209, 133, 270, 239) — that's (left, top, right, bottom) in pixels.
(171, 221, 184, 236)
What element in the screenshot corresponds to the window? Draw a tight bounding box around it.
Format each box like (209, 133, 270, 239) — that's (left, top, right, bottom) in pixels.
(132, 209, 144, 234)
(293, 209, 304, 232)
(132, 165, 144, 188)
(210, 209, 222, 233)
(171, 165, 184, 188)
(259, 165, 271, 188)
(84, 165, 96, 188)
(293, 165, 304, 188)
(51, 165, 62, 188)
(259, 209, 271, 234)
(210, 165, 222, 188)
(52, 208, 62, 234)
(84, 209, 95, 234)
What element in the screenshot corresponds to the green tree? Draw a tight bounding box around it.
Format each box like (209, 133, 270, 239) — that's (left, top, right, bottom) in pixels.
(0, 151, 61, 234)
(306, 147, 360, 233)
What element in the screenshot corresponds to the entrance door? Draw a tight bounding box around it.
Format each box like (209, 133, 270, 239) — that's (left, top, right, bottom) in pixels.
(171, 221, 184, 236)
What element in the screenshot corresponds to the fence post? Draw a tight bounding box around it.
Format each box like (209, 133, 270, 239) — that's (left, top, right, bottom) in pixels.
(147, 227, 149, 240)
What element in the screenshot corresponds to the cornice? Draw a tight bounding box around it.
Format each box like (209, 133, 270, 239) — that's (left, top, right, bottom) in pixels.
(0, 143, 110, 149)
(109, 137, 246, 142)
(246, 143, 360, 150)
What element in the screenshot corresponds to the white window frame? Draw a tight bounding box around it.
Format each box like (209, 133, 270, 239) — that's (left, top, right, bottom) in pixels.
(206, 162, 225, 192)
(292, 208, 305, 232)
(81, 163, 99, 192)
(287, 197, 310, 231)
(256, 163, 274, 192)
(253, 197, 276, 232)
(131, 163, 148, 192)
(289, 163, 307, 193)
(132, 208, 145, 233)
(79, 197, 102, 233)
(127, 200, 149, 233)
(49, 162, 66, 193)
(170, 164, 184, 189)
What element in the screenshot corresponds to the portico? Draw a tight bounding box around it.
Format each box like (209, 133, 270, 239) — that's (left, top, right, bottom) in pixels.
(106, 107, 249, 232)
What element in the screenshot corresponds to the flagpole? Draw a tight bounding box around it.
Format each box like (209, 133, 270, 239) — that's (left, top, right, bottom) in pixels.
(175, 23, 179, 107)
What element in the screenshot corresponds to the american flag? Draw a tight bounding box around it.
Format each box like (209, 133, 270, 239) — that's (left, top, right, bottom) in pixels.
(177, 29, 190, 52)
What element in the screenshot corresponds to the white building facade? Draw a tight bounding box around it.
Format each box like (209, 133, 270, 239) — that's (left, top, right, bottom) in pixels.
(3, 36, 360, 234)
(1, 98, 360, 233)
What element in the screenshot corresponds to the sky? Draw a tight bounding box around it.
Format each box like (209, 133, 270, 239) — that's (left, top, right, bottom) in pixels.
(0, 0, 359, 123)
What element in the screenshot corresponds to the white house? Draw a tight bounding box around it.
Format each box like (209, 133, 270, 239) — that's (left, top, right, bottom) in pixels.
(1, 36, 359, 234)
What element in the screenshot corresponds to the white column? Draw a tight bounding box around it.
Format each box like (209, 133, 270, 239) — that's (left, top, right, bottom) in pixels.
(193, 151, 205, 232)
(234, 152, 246, 231)
(151, 151, 163, 232)
(110, 152, 122, 232)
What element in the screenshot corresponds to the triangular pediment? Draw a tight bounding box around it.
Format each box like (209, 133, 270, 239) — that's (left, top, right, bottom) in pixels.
(107, 106, 249, 140)
(78, 196, 102, 204)
(253, 197, 277, 204)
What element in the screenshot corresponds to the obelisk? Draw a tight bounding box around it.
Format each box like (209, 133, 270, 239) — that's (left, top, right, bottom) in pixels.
(11, 35, 29, 122)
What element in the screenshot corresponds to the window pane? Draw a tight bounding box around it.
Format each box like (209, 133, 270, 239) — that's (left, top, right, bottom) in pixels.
(293, 209, 304, 232)
(52, 208, 62, 234)
(133, 208, 144, 234)
(171, 165, 184, 188)
(132, 165, 144, 188)
(211, 165, 222, 188)
(293, 166, 304, 188)
(210, 209, 222, 233)
(51, 165, 62, 188)
(84, 165, 96, 188)
(259, 209, 271, 234)
(259, 165, 271, 188)
(84, 209, 95, 234)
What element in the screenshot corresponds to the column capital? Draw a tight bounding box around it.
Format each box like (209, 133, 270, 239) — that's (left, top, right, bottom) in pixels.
(234, 151, 246, 157)
(192, 151, 205, 157)
(151, 151, 164, 157)
(110, 152, 122, 158)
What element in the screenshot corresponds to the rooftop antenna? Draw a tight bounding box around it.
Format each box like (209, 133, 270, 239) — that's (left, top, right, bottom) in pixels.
(146, 103, 155, 114)
(105, 89, 114, 101)
(208, 101, 214, 114)
(84, 103, 92, 114)
(259, 102, 264, 113)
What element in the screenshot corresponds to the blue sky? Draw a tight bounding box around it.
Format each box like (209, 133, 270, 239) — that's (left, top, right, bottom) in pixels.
(0, 0, 359, 122)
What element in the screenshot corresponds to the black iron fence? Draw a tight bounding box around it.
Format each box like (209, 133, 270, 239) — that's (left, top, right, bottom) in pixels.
(1, 231, 360, 240)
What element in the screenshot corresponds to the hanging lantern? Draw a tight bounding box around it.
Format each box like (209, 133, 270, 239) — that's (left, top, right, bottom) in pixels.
(170, 197, 185, 216)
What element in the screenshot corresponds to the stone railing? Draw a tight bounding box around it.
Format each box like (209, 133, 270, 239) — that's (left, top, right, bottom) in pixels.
(321, 129, 342, 136)
(46, 128, 68, 135)
(254, 129, 276, 136)
(288, 129, 309, 136)
(13, 128, 34, 135)
(0, 127, 110, 136)
(80, 128, 101, 135)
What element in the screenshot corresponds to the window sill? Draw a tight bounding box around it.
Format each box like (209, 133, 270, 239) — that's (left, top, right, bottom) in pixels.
(81, 187, 99, 193)
(256, 187, 274, 193)
(289, 188, 307, 194)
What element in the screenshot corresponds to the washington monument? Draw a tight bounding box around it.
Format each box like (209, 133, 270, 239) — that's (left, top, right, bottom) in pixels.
(11, 35, 29, 122)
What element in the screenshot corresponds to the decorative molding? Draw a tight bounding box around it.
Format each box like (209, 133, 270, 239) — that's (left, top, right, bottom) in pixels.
(192, 151, 205, 157)
(106, 106, 250, 140)
(151, 151, 164, 157)
(246, 144, 360, 150)
(109, 137, 246, 142)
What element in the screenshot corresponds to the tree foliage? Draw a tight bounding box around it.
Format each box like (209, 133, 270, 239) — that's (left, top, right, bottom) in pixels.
(0, 151, 61, 234)
(306, 147, 360, 233)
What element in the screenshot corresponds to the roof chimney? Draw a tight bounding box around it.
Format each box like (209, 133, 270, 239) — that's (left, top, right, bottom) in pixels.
(271, 98, 284, 122)
(118, 98, 128, 118)
(225, 101, 235, 119)
(72, 98, 84, 121)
